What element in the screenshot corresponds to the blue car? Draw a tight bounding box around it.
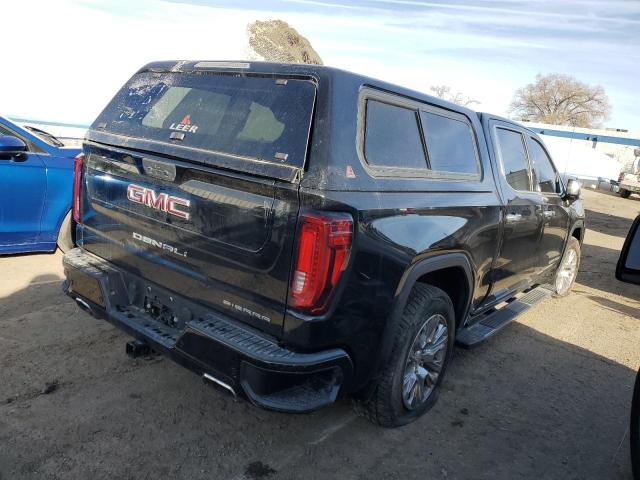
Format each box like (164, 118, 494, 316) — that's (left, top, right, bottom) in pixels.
(0, 116, 82, 254)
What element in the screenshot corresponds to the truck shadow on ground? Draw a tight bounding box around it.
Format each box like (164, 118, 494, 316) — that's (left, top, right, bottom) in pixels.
(0, 273, 63, 319)
(586, 294, 640, 319)
(577, 242, 640, 301)
(584, 209, 635, 239)
(0, 279, 634, 480)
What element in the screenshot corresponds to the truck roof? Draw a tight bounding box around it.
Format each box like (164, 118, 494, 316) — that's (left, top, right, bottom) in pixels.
(478, 111, 537, 133)
(138, 60, 480, 119)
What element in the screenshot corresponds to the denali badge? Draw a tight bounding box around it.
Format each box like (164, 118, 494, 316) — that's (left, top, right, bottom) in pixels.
(127, 184, 190, 220)
(132, 232, 188, 258)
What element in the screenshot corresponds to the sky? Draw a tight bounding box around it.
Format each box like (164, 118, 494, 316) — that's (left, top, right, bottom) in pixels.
(2, 0, 639, 131)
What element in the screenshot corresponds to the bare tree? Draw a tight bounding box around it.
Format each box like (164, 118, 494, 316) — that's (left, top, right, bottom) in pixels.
(508, 73, 610, 128)
(247, 20, 323, 65)
(430, 85, 479, 107)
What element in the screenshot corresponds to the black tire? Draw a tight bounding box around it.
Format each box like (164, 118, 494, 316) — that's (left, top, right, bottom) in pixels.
(620, 188, 632, 199)
(57, 210, 74, 253)
(353, 284, 455, 427)
(554, 236, 580, 297)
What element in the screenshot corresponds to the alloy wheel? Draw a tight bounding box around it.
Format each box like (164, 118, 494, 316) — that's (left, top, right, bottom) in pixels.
(402, 313, 449, 410)
(556, 247, 578, 295)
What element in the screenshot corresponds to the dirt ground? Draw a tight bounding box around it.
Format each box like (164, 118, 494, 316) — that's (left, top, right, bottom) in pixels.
(1, 188, 640, 480)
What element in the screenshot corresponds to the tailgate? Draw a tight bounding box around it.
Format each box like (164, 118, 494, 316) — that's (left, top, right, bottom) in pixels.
(79, 146, 298, 336)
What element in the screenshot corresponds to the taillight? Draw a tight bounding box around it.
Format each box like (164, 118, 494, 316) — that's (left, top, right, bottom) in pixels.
(619, 172, 626, 183)
(72, 153, 84, 222)
(289, 211, 353, 313)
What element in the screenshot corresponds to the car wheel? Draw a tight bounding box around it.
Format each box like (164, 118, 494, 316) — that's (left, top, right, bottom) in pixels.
(620, 188, 632, 198)
(353, 284, 455, 427)
(554, 237, 580, 297)
(57, 210, 74, 253)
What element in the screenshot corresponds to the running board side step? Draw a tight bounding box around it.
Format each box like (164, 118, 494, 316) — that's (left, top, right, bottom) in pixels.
(456, 285, 555, 348)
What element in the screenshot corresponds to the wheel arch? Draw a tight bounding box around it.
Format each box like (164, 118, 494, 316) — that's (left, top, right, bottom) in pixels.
(570, 220, 585, 244)
(395, 253, 474, 328)
(372, 253, 474, 382)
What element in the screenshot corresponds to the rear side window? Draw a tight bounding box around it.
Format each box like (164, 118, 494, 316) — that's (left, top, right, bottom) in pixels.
(496, 128, 530, 191)
(362, 95, 480, 178)
(529, 139, 560, 194)
(93, 72, 316, 168)
(420, 111, 479, 174)
(364, 100, 427, 169)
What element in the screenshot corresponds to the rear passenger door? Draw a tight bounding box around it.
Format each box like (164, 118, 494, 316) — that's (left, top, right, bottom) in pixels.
(356, 90, 503, 312)
(489, 122, 544, 297)
(526, 135, 569, 276)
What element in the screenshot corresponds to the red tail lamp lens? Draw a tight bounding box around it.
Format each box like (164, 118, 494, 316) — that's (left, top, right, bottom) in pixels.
(289, 211, 353, 313)
(72, 153, 84, 222)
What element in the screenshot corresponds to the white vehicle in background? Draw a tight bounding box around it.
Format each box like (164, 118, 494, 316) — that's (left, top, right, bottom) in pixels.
(538, 134, 622, 191)
(618, 174, 640, 198)
(618, 154, 640, 199)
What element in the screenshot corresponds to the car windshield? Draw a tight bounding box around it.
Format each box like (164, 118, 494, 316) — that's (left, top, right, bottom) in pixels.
(24, 125, 65, 147)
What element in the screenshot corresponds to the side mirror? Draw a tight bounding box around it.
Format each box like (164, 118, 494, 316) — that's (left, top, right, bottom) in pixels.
(616, 215, 640, 285)
(564, 178, 581, 200)
(0, 135, 28, 156)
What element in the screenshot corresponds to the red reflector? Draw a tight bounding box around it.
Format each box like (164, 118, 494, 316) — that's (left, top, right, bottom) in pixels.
(72, 153, 84, 223)
(289, 211, 353, 313)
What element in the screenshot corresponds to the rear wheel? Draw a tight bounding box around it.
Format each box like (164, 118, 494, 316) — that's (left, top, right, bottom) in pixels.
(353, 284, 455, 427)
(554, 237, 580, 297)
(620, 188, 632, 198)
(57, 211, 74, 253)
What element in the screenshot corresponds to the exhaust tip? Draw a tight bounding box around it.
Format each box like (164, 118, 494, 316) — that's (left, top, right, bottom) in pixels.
(203, 373, 236, 397)
(75, 297, 93, 314)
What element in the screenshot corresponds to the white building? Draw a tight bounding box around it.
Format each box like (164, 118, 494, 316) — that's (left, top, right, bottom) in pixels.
(521, 121, 640, 183)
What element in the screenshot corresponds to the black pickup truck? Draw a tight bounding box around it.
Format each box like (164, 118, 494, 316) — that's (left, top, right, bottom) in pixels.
(63, 61, 585, 427)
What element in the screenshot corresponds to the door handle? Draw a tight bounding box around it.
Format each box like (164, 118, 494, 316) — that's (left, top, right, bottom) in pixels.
(505, 213, 522, 223)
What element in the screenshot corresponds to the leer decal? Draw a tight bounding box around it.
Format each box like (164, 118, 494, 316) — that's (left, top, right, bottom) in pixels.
(169, 114, 199, 133)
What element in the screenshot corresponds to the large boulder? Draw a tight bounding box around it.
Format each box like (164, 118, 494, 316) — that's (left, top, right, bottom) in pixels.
(247, 20, 323, 65)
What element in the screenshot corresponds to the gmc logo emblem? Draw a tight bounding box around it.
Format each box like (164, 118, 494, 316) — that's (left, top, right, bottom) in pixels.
(127, 184, 190, 220)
